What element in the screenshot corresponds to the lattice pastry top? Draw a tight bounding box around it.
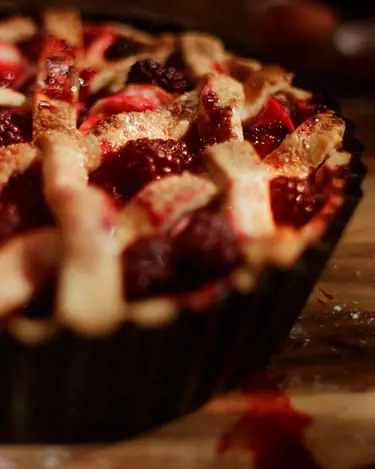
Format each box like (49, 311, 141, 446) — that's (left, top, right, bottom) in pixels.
(0, 8, 351, 342)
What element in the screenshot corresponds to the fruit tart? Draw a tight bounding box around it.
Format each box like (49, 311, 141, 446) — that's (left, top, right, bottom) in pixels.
(0, 8, 364, 442)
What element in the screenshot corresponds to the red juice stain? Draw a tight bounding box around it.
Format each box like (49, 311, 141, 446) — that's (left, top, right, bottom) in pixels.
(319, 288, 334, 301)
(317, 298, 326, 306)
(217, 371, 321, 469)
(212, 62, 227, 74)
(244, 97, 295, 158)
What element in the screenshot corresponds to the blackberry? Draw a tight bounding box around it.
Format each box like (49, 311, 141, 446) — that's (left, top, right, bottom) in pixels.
(127, 59, 194, 94)
(90, 138, 193, 203)
(0, 110, 31, 146)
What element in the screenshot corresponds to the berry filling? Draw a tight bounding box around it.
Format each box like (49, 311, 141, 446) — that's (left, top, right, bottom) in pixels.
(90, 138, 195, 204)
(0, 41, 26, 89)
(270, 175, 328, 229)
(90, 84, 173, 115)
(105, 36, 143, 60)
(276, 94, 331, 127)
(292, 100, 330, 126)
(127, 59, 194, 94)
(125, 233, 176, 299)
(0, 110, 31, 146)
(184, 91, 236, 158)
(83, 24, 116, 63)
(80, 85, 173, 133)
(0, 164, 52, 246)
(244, 97, 295, 158)
(175, 209, 240, 282)
(245, 123, 289, 159)
(125, 208, 240, 299)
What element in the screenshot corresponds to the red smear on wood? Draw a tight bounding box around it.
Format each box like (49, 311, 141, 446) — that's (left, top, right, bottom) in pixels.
(217, 371, 321, 469)
(319, 288, 334, 301)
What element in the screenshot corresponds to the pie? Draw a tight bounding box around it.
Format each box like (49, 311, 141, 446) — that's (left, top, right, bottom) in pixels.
(0, 8, 358, 343)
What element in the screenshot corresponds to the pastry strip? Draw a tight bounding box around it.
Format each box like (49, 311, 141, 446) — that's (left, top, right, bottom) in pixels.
(0, 16, 38, 43)
(0, 228, 60, 318)
(38, 131, 124, 336)
(33, 8, 83, 137)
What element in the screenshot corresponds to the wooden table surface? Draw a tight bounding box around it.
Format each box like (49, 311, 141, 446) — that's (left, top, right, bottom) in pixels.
(2, 106, 375, 469)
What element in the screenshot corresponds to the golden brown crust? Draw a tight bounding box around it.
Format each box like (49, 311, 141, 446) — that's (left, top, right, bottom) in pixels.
(33, 9, 83, 138)
(180, 32, 227, 79)
(242, 66, 293, 120)
(263, 113, 347, 177)
(0, 144, 39, 187)
(0, 228, 61, 318)
(117, 172, 218, 248)
(0, 89, 27, 108)
(0, 16, 38, 43)
(43, 8, 83, 47)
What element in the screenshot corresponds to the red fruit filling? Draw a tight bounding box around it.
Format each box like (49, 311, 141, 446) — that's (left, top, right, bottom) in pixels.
(41, 36, 77, 102)
(105, 36, 143, 60)
(124, 208, 240, 299)
(88, 84, 173, 116)
(0, 41, 26, 89)
(83, 25, 115, 62)
(255, 97, 294, 132)
(245, 97, 295, 158)
(245, 123, 289, 159)
(175, 209, 240, 281)
(270, 175, 328, 229)
(90, 138, 195, 204)
(184, 91, 235, 157)
(127, 59, 194, 94)
(0, 164, 52, 246)
(292, 100, 329, 126)
(199, 108, 235, 146)
(125, 234, 176, 299)
(0, 110, 31, 146)
(275, 94, 330, 127)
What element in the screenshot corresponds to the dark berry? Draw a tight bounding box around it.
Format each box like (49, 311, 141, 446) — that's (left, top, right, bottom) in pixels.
(244, 122, 288, 158)
(125, 234, 176, 299)
(104, 36, 142, 60)
(19, 281, 56, 319)
(90, 138, 194, 204)
(198, 107, 234, 147)
(270, 176, 327, 228)
(127, 59, 194, 94)
(0, 111, 31, 147)
(176, 209, 240, 282)
(292, 102, 329, 126)
(0, 164, 52, 246)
